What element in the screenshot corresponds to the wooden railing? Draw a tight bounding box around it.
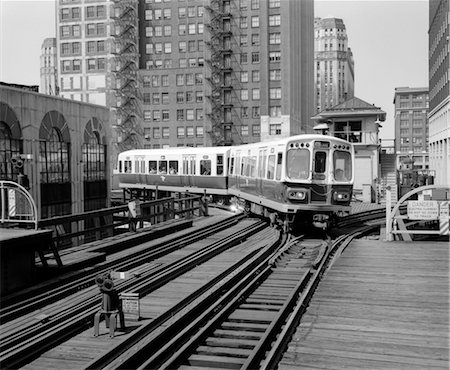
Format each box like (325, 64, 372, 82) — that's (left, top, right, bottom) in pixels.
(38, 193, 208, 251)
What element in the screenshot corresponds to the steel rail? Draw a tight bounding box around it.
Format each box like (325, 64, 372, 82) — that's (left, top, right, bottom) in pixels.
(0, 213, 246, 323)
(0, 218, 264, 369)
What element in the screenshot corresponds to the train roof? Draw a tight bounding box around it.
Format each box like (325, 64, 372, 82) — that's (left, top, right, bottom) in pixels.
(118, 146, 230, 158)
(118, 134, 352, 158)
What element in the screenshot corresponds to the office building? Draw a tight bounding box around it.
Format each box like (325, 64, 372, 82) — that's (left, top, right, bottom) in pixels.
(314, 17, 354, 113)
(428, 0, 450, 186)
(139, 0, 314, 148)
(393, 87, 429, 170)
(55, 0, 141, 157)
(40, 38, 58, 95)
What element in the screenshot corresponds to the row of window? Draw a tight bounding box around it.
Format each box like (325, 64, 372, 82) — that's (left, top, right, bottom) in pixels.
(143, 51, 281, 71)
(61, 40, 106, 56)
(143, 0, 279, 9)
(146, 39, 204, 55)
(61, 58, 105, 73)
(145, 23, 205, 37)
(60, 5, 105, 21)
(400, 128, 429, 135)
(143, 126, 204, 139)
(143, 109, 204, 122)
(60, 23, 106, 38)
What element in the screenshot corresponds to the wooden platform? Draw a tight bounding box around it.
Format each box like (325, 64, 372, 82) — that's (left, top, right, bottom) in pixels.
(279, 238, 449, 369)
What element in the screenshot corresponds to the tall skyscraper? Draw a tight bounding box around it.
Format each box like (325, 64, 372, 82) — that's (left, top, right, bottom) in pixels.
(428, 0, 449, 185)
(40, 38, 58, 95)
(139, 0, 314, 148)
(55, 0, 141, 156)
(314, 17, 354, 113)
(393, 87, 429, 170)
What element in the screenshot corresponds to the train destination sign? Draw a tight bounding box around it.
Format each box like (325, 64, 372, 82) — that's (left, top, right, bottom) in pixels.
(407, 200, 439, 220)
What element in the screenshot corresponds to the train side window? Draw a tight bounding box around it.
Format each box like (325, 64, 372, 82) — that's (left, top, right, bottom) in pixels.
(149, 160, 157, 174)
(314, 152, 327, 173)
(119, 161, 122, 173)
(275, 153, 282, 180)
(159, 160, 167, 174)
(169, 160, 178, 174)
(217, 155, 224, 175)
(287, 149, 309, 180)
(124, 160, 131, 173)
(229, 157, 235, 175)
(135, 160, 139, 173)
(249, 156, 257, 177)
(267, 155, 275, 180)
(141, 160, 145, 173)
(333, 151, 351, 181)
(258, 149, 267, 178)
(200, 159, 211, 175)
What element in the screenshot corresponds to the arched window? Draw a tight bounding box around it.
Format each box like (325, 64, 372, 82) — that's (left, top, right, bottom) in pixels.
(83, 117, 107, 212)
(39, 111, 71, 219)
(0, 102, 23, 181)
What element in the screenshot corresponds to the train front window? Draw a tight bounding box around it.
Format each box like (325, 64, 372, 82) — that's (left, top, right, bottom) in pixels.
(333, 151, 351, 181)
(286, 149, 309, 180)
(314, 152, 327, 173)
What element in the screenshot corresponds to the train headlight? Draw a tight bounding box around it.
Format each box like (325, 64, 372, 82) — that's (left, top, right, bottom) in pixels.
(288, 189, 307, 200)
(333, 192, 350, 201)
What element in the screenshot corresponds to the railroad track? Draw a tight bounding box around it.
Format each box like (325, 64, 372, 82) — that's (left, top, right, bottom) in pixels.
(89, 223, 379, 370)
(0, 216, 268, 369)
(0, 214, 246, 323)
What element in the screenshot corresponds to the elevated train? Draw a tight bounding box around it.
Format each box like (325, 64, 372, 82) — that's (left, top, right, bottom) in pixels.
(116, 134, 354, 230)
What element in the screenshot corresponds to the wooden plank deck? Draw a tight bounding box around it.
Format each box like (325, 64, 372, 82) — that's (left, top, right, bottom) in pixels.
(279, 239, 449, 369)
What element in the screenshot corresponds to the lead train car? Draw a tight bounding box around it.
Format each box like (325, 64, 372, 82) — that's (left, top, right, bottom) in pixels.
(116, 134, 354, 230)
(228, 134, 354, 229)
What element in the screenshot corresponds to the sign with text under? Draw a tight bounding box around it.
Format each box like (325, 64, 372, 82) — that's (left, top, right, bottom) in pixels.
(407, 201, 439, 220)
(120, 292, 140, 321)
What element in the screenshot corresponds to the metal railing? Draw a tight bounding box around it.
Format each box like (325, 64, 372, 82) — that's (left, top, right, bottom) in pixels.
(0, 181, 38, 230)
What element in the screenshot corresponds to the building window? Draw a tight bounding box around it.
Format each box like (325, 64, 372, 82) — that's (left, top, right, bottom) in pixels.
(162, 127, 170, 139)
(196, 126, 204, 137)
(162, 110, 170, 121)
(162, 75, 169, 86)
(251, 16, 259, 27)
(270, 88, 281, 99)
(252, 124, 260, 136)
(269, 0, 280, 7)
(177, 109, 184, 120)
(241, 107, 249, 118)
(186, 126, 194, 138)
(186, 109, 194, 120)
(144, 111, 152, 121)
(241, 125, 249, 136)
(269, 124, 282, 135)
(196, 91, 203, 102)
(176, 92, 184, 103)
(153, 127, 161, 139)
(252, 52, 260, 63)
(153, 111, 161, 121)
(240, 71, 248, 83)
(252, 88, 260, 100)
(161, 93, 169, 104)
(196, 109, 203, 120)
(270, 106, 281, 117)
(270, 69, 281, 81)
(241, 90, 249, 101)
(269, 51, 281, 62)
(177, 127, 185, 138)
(269, 33, 281, 44)
(240, 17, 248, 28)
(251, 0, 260, 9)
(251, 34, 260, 46)
(240, 53, 248, 64)
(252, 106, 260, 118)
(269, 15, 281, 26)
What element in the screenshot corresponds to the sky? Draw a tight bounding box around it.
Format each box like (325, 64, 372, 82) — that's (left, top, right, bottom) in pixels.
(0, 0, 429, 141)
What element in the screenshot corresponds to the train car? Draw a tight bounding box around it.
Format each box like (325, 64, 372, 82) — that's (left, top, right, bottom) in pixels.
(227, 134, 354, 229)
(117, 146, 229, 196)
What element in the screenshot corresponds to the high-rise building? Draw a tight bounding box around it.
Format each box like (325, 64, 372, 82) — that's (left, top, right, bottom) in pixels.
(314, 17, 354, 113)
(393, 87, 429, 170)
(139, 0, 314, 148)
(428, 0, 450, 185)
(55, 0, 141, 157)
(40, 38, 58, 95)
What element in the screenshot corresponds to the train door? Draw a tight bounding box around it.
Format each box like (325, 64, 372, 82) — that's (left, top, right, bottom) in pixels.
(257, 148, 267, 195)
(182, 155, 196, 187)
(312, 148, 329, 182)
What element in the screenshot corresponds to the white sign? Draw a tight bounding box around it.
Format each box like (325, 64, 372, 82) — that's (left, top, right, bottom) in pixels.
(407, 201, 439, 220)
(440, 201, 449, 220)
(8, 189, 16, 217)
